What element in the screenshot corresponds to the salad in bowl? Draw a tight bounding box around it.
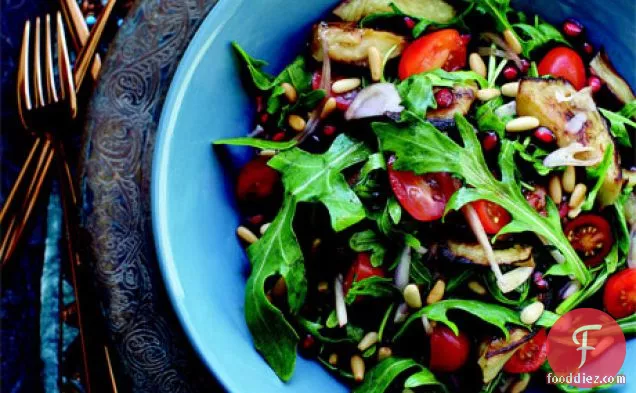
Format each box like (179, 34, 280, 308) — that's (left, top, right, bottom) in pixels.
(213, 0, 636, 391)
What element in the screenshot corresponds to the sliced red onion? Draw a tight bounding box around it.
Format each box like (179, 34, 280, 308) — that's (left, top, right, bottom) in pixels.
(415, 246, 428, 255)
(393, 303, 409, 324)
(495, 101, 517, 118)
(542, 142, 602, 167)
(248, 125, 265, 137)
(561, 280, 581, 299)
(334, 275, 348, 327)
(394, 246, 411, 290)
(477, 46, 509, 59)
(345, 83, 404, 120)
(421, 314, 433, 335)
(564, 112, 588, 134)
(481, 32, 523, 69)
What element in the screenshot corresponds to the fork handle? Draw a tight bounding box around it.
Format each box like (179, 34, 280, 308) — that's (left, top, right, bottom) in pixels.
(0, 137, 43, 223)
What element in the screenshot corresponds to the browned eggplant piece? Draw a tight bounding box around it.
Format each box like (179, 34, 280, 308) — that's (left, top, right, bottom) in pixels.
(443, 240, 534, 267)
(312, 23, 406, 66)
(427, 87, 476, 120)
(333, 0, 456, 24)
(516, 78, 623, 206)
(478, 329, 529, 383)
(590, 51, 635, 104)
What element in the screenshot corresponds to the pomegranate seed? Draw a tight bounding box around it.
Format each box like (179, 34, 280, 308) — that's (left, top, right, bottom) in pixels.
(533, 272, 549, 292)
(460, 34, 472, 46)
(404, 17, 416, 29)
(272, 132, 286, 141)
(482, 132, 498, 152)
(562, 19, 583, 38)
(299, 334, 318, 357)
(502, 66, 519, 81)
(311, 72, 322, 90)
(434, 88, 454, 108)
(559, 202, 569, 219)
(582, 42, 594, 56)
(323, 125, 336, 136)
(260, 113, 269, 124)
(534, 127, 555, 144)
(256, 96, 265, 112)
(588, 76, 602, 93)
(519, 59, 530, 74)
(247, 214, 264, 226)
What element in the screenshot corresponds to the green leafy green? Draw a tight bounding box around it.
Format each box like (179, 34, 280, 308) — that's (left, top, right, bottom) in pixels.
(354, 153, 388, 200)
(445, 269, 475, 293)
(528, 61, 539, 77)
(213, 137, 297, 150)
(378, 304, 395, 341)
(244, 135, 370, 380)
(476, 96, 509, 136)
(512, 138, 553, 176)
(395, 299, 525, 340)
(581, 145, 614, 211)
(350, 230, 388, 267)
(469, 0, 514, 32)
(353, 358, 446, 393)
(614, 187, 633, 258)
(513, 15, 569, 57)
(345, 277, 399, 304)
(274, 89, 327, 127)
(373, 114, 591, 285)
(536, 310, 560, 328)
(296, 316, 358, 344)
(483, 272, 529, 306)
(618, 313, 636, 335)
(410, 252, 433, 287)
(599, 103, 636, 147)
(397, 69, 487, 115)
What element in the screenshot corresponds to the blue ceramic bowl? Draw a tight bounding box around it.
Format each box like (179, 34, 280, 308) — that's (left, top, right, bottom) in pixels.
(152, 0, 635, 392)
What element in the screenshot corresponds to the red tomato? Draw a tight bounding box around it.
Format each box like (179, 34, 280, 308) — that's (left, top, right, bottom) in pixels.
(236, 157, 280, 201)
(603, 269, 636, 318)
(343, 253, 385, 294)
(388, 159, 459, 222)
(503, 329, 548, 373)
(429, 325, 470, 372)
(398, 29, 467, 80)
(472, 200, 511, 235)
(538, 47, 587, 90)
(564, 215, 613, 267)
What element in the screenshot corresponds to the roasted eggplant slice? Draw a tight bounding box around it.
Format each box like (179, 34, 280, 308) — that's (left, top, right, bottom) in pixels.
(443, 241, 534, 267)
(516, 78, 623, 206)
(312, 23, 406, 66)
(427, 87, 476, 120)
(333, 0, 456, 24)
(478, 329, 529, 383)
(590, 51, 636, 104)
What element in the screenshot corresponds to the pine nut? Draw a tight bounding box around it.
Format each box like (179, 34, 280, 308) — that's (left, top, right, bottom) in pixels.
(468, 280, 487, 295)
(368, 46, 382, 82)
(562, 166, 576, 193)
(403, 284, 422, 309)
(568, 206, 582, 219)
(317, 281, 329, 293)
(288, 114, 306, 132)
(569, 183, 587, 208)
(272, 276, 287, 298)
(350, 355, 365, 382)
(426, 280, 446, 305)
(377, 346, 392, 361)
(504, 29, 523, 54)
(501, 82, 520, 97)
(259, 149, 276, 157)
(506, 116, 540, 132)
(259, 222, 271, 235)
(332, 78, 361, 94)
(469, 53, 487, 77)
(520, 301, 545, 324)
(236, 226, 258, 244)
(281, 82, 297, 103)
(548, 175, 563, 203)
(358, 332, 379, 351)
(328, 353, 338, 366)
(320, 97, 337, 119)
(510, 374, 531, 393)
(476, 88, 501, 101)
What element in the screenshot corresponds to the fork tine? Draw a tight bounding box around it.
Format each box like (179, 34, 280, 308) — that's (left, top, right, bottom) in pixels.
(17, 20, 31, 129)
(33, 17, 45, 109)
(44, 14, 58, 104)
(57, 11, 77, 118)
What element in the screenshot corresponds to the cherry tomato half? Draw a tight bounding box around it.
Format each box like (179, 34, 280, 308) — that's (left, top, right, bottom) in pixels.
(388, 159, 459, 222)
(429, 325, 470, 372)
(503, 328, 548, 374)
(236, 157, 280, 201)
(538, 47, 587, 90)
(343, 253, 385, 294)
(398, 29, 467, 80)
(603, 268, 636, 319)
(564, 214, 613, 267)
(472, 200, 511, 235)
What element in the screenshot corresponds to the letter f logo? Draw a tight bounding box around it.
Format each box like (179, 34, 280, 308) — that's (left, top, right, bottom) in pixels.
(572, 324, 602, 368)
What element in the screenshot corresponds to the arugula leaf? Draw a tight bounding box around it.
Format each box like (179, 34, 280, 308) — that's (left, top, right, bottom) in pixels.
(274, 89, 327, 127)
(296, 316, 358, 344)
(469, 0, 514, 32)
(618, 313, 636, 335)
(345, 277, 399, 304)
(528, 61, 539, 77)
(476, 96, 509, 136)
(512, 138, 554, 176)
(244, 135, 370, 380)
(536, 310, 560, 328)
(354, 153, 387, 200)
(350, 230, 388, 267)
(445, 269, 475, 293)
(373, 114, 591, 285)
(353, 358, 446, 393)
(483, 272, 529, 306)
(555, 265, 611, 315)
(395, 299, 525, 340)
(397, 69, 487, 115)
(599, 104, 636, 147)
(581, 145, 614, 211)
(213, 137, 297, 150)
(378, 304, 395, 341)
(232, 42, 275, 90)
(513, 15, 569, 57)
(410, 252, 433, 287)
(614, 188, 633, 258)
